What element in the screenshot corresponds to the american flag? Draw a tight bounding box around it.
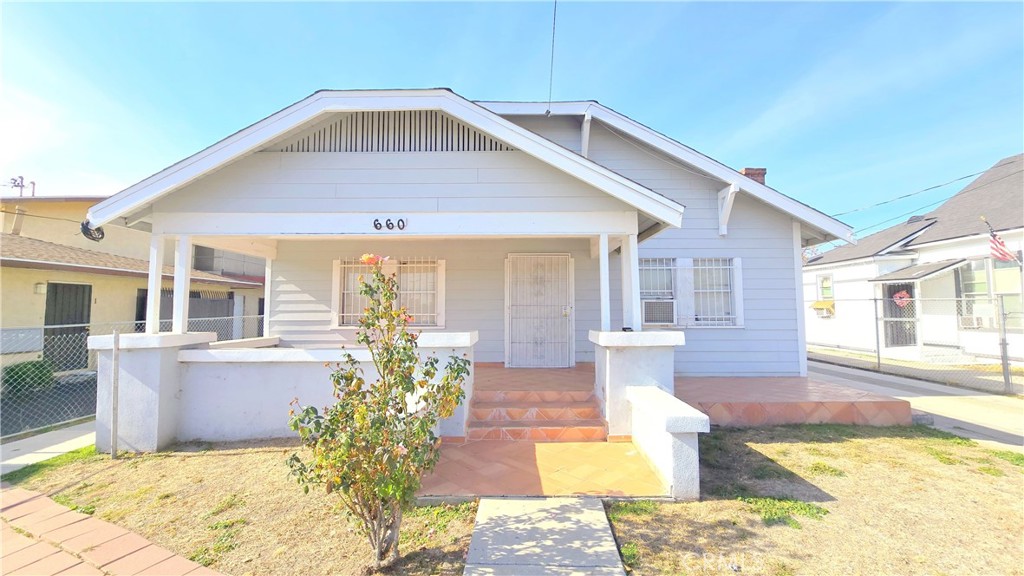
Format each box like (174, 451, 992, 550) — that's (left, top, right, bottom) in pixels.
(989, 230, 1020, 264)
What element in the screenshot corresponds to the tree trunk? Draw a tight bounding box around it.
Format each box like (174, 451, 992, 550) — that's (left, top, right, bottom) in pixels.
(370, 502, 403, 569)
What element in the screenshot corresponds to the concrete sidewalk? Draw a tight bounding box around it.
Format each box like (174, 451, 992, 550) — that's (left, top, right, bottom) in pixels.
(1, 486, 220, 575)
(1, 422, 95, 476)
(464, 497, 624, 575)
(809, 361, 1024, 452)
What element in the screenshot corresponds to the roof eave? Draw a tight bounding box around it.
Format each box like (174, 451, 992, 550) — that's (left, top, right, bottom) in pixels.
(477, 101, 854, 244)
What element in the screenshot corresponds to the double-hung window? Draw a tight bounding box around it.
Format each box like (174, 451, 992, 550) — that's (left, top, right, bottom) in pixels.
(333, 258, 445, 328)
(639, 257, 743, 327)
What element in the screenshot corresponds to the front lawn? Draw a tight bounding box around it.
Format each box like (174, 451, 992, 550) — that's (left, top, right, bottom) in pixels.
(2, 438, 474, 575)
(608, 425, 1023, 575)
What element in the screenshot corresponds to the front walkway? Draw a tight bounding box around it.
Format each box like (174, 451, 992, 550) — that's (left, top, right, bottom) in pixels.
(419, 441, 665, 498)
(464, 497, 624, 575)
(1, 486, 219, 575)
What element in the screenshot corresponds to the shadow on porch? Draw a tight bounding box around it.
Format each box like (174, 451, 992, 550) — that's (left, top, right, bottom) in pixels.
(675, 375, 912, 427)
(418, 440, 667, 498)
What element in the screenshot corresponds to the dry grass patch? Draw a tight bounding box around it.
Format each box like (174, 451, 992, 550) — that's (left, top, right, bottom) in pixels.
(8, 438, 475, 575)
(609, 425, 1024, 575)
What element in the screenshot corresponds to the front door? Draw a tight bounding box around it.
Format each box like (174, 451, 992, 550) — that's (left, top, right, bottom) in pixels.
(882, 282, 917, 347)
(505, 253, 574, 368)
(43, 283, 92, 371)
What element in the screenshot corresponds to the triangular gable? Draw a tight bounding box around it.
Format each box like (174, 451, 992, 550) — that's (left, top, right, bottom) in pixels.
(265, 110, 515, 153)
(87, 89, 685, 229)
(478, 100, 854, 244)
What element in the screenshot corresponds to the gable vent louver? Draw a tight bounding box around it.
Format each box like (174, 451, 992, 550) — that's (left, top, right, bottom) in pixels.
(268, 111, 516, 153)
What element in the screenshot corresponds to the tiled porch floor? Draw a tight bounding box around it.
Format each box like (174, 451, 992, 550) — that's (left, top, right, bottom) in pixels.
(676, 376, 913, 427)
(474, 362, 594, 391)
(419, 440, 666, 497)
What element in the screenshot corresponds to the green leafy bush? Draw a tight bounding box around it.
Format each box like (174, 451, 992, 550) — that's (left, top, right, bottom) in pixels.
(287, 254, 470, 570)
(1, 359, 55, 397)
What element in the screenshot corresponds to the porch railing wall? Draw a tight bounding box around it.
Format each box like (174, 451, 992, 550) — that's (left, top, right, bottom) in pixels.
(805, 296, 1022, 394)
(0, 315, 264, 440)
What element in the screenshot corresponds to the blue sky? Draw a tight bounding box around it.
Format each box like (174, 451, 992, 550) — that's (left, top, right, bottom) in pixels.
(2, 1, 1021, 242)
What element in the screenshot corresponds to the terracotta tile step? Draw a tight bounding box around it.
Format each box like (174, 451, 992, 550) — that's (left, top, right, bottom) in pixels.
(469, 401, 602, 422)
(467, 419, 608, 442)
(472, 390, 596, 403)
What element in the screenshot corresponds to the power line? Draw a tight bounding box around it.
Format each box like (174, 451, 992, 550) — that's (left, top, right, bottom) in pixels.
(545, 0, 558, 115)
(0, 209, 84, 225)
(852, 168, 1023, 235)
(830, 157, 1019, 218)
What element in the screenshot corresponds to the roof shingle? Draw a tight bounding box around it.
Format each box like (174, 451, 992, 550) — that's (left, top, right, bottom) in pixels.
(0, 233, 261, 287)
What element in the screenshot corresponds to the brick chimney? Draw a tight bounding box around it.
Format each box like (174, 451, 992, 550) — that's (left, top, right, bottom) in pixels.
(741, 167, 766, 185)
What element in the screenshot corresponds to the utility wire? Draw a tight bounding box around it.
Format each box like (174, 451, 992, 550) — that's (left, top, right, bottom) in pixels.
(830, 157, 1018, 218)
(851, 168, 1023, 235)
(0, 209, 85, 225)
(545, 0, 558, 115)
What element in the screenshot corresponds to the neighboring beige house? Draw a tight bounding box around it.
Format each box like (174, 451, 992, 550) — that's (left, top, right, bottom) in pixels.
(0, 196, 263, 368)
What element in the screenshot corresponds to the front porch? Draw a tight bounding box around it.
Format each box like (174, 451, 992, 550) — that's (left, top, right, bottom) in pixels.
(675, 375, 913, 427)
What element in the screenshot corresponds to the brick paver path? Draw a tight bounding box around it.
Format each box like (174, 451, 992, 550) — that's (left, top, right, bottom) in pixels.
(1, 486, 219, 576)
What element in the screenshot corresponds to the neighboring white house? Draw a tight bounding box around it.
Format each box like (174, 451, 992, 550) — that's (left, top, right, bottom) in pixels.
(803, 154, 1023, 362)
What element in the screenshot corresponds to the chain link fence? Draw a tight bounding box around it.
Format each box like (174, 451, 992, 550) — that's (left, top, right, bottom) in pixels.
(1, 315, 264, 439)
(806, 296, 1023, 394)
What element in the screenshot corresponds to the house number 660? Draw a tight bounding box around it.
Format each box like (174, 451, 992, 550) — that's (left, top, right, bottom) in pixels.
(373, 218, 406, 231)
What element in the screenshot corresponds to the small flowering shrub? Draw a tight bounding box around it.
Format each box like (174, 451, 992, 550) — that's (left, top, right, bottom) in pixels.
(287, 254, 469, 569)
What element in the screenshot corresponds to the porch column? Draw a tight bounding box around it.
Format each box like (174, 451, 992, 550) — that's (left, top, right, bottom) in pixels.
(620, 233, 643, 330)
(145, 234, 165, 334)
(171, 235, 192, 334)
(598, 233, 611, 331)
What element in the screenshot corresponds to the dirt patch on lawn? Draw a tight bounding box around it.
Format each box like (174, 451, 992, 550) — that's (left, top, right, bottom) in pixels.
(609, 425, 1024, 576)
(10, 438, 475, 575)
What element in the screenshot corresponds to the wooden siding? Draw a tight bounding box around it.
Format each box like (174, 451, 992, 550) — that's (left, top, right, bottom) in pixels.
(268, 238, 600, 363)
(506, 117, 805, 376)
(154, 151, 630, 215)
(265, 111, 515, 153)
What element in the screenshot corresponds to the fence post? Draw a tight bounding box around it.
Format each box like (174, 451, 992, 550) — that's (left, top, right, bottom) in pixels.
(997, 295, 1012, 394)
(111, 330, 120, 459)
(873, 298, 882, 371)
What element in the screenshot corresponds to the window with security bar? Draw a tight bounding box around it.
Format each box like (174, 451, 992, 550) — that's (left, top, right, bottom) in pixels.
(334, 258, 445, 327)
(639, 257, 742, 327)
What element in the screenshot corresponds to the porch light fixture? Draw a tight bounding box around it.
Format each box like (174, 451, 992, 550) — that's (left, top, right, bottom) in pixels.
(34, 282, 46, 295)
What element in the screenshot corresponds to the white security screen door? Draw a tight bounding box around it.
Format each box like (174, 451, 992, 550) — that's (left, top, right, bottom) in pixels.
(505, 253, 574, 368)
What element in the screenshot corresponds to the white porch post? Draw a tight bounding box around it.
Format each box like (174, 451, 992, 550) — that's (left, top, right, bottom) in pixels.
(598, 233, 611, 331)
(145, 235, 165, 334)
(620, 233, 643, 330)
(171, 235, 192, 334)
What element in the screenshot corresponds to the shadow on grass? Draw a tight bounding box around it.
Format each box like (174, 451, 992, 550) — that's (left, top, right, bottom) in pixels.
(699, 428, 836, 504)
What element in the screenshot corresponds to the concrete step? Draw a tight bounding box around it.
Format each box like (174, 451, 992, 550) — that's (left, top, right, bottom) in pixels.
(467, 419, 608, 442)
(469, 401, 602, 423)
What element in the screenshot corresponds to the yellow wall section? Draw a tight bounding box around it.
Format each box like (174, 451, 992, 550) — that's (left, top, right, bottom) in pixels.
(0, 267, 264, 328)
(1, 200, 167, 263)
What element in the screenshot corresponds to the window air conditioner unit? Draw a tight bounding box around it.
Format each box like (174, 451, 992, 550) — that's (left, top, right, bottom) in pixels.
(958, 316, 984, 330)
(643, 300, 676, 325)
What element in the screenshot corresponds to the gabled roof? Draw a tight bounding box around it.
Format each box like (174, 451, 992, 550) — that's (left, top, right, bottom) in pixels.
(0, 233, 261, 287)
(806, 153, 1023, 268)
(806, 220, 934, 267)
(477, 100, 854, 244)
(906, 154, 1023, 247)
(868, 259, 965, 283)
(87, 89, 686, 230)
